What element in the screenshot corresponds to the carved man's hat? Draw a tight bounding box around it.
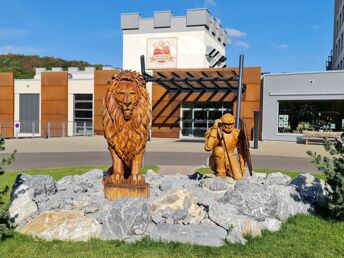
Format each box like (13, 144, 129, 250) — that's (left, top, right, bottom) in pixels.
(221, 113, 235, 124)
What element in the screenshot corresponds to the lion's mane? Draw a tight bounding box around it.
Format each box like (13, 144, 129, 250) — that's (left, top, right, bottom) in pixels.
(102, 70, 150, 166)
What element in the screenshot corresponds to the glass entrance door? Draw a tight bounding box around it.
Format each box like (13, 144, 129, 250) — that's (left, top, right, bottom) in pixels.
(193, 109, 207, 137)
(181, 102, 232, 138)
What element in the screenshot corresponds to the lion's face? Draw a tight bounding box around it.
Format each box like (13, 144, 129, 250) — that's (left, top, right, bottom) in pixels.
(114, 81, 140, 120)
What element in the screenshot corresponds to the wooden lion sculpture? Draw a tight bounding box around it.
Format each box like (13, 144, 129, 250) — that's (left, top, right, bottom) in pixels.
(102, 70, 150, 186)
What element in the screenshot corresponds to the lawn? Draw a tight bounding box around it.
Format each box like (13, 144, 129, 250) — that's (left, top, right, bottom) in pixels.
(0, 166, 343, 258)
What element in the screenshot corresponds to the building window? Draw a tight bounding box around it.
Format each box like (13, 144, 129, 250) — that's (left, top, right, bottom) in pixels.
(278, 100, 344, 134)
(181, 102, 232, 137)
(341, 13, 342, 26)
(339, 38, 341, 54)
(73, 94, 93, 135)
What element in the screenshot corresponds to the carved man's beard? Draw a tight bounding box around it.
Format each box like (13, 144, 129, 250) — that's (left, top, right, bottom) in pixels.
(223, 126, 234, 133)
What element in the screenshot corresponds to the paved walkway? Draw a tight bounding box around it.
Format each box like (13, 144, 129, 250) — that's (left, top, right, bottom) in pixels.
(2, 136, 328, 158)
(0, 136, 328, 173)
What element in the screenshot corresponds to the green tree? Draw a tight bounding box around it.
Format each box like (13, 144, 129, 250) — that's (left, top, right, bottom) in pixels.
(307, 135, 344, 220)
(0, 136, 16, 239)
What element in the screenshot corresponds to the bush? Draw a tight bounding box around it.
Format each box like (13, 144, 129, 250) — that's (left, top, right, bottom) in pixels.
(307, 134, 344, 220)
(0, 137, 16, 239)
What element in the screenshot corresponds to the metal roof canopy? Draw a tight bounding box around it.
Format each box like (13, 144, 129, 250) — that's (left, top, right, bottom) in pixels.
(140, 54, 245, 129)
(140, 55, 245, 93)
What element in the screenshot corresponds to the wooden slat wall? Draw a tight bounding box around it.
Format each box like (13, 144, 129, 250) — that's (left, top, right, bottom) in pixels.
(0, 72, 14, 137)
(41, 72, 68, 137)
(151, 67, 262, 139)
(233, 67, 261, 140)
(94, 70, 120, 135)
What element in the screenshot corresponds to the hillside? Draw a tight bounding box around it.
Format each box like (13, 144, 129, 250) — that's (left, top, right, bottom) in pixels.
(0, 54, 103, 79)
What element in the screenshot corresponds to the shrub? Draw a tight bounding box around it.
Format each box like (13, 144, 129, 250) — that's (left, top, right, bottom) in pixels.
(0, 136, 16, 239)
(307, 135, 344, 220)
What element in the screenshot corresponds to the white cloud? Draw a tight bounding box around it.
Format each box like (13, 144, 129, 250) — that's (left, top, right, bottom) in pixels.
(233, 41, 250, 49)
(278, 44, 289, 50)
(224, 28, 249, 48)
(204, 0, 216, 7)
(0, 45, 43, 55)
(0, 28, 31, 40)
(225, 28, 246, 38)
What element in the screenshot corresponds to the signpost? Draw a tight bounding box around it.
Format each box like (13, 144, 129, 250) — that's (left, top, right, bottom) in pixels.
(14, 122, 20, 138)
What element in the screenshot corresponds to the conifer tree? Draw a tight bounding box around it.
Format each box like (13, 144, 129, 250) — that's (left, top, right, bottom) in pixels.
(0, 136, 16, 239)
(307, 134, 344, 220)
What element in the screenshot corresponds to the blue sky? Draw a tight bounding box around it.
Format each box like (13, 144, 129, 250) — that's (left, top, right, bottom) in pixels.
(0, 0, 334, 73)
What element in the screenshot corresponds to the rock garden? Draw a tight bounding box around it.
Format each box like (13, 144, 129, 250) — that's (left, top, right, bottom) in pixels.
(9, 169, 327, 247)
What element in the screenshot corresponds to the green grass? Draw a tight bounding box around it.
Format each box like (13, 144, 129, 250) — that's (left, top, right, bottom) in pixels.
(195, 167, 326, 180)
(0, 165, 343, 257)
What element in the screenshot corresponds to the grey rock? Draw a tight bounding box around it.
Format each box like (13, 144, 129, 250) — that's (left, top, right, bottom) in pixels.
(33, 195, 49, 204)
(37, 192, 75, 212)
(265, 172, 291, 185)
(258, 218, 282, 232)
(220, 181, 277, 221)
(146, 169, 157, 177)
(56, 169, 103, 194)
(226, 230, 247, 245)
(252, 172, 267, 179)
(11, 174, 57, 200)
(83, 202, 101, 214)
(172, 208, 189, 222)
(208, 202, 238, 229)
(124, 235, 144, 243)
(9, 185, 38, 227)
(151, 211, 164, 224)
(174, 173, 188, 180)
(150, 224, 227, 247)
(271, 185, 310, 219)
(159, 181, 173, 191)
(290, 173, 327, 206)
(161, 207, 174, 219)
(101, 198, 151, 240)
(201, 177, 235, 192)
(188, 172, 208, 181)
(56, 176, 75, 191)
(149, 189, 205, 225)
(226, 215, 261, 245)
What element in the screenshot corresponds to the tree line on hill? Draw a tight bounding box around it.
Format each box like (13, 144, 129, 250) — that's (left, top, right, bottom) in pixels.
(0, 54, 103, 79)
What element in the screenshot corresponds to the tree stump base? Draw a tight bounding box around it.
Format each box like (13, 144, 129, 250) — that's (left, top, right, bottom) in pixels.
(103, 179, 150, 201)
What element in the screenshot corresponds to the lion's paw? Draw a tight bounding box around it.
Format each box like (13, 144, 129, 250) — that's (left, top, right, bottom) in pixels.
(110, 173, 124, 184)
(128, 174, 145, 185)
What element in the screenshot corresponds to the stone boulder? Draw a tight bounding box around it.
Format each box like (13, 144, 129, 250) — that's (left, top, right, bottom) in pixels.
(19, 210, 101, 241)
(149, 189, 205, 224)
(220, 181, 278, 221)
(290, 173, 328, 206)
(9, 185, 37, 227)
(11, 173, 56, 200)
(150, 224, 227, 247)
(101, 197, 151, 240)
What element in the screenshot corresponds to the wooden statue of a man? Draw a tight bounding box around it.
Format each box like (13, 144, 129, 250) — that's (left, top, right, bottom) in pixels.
(204, 113, 251, 180)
